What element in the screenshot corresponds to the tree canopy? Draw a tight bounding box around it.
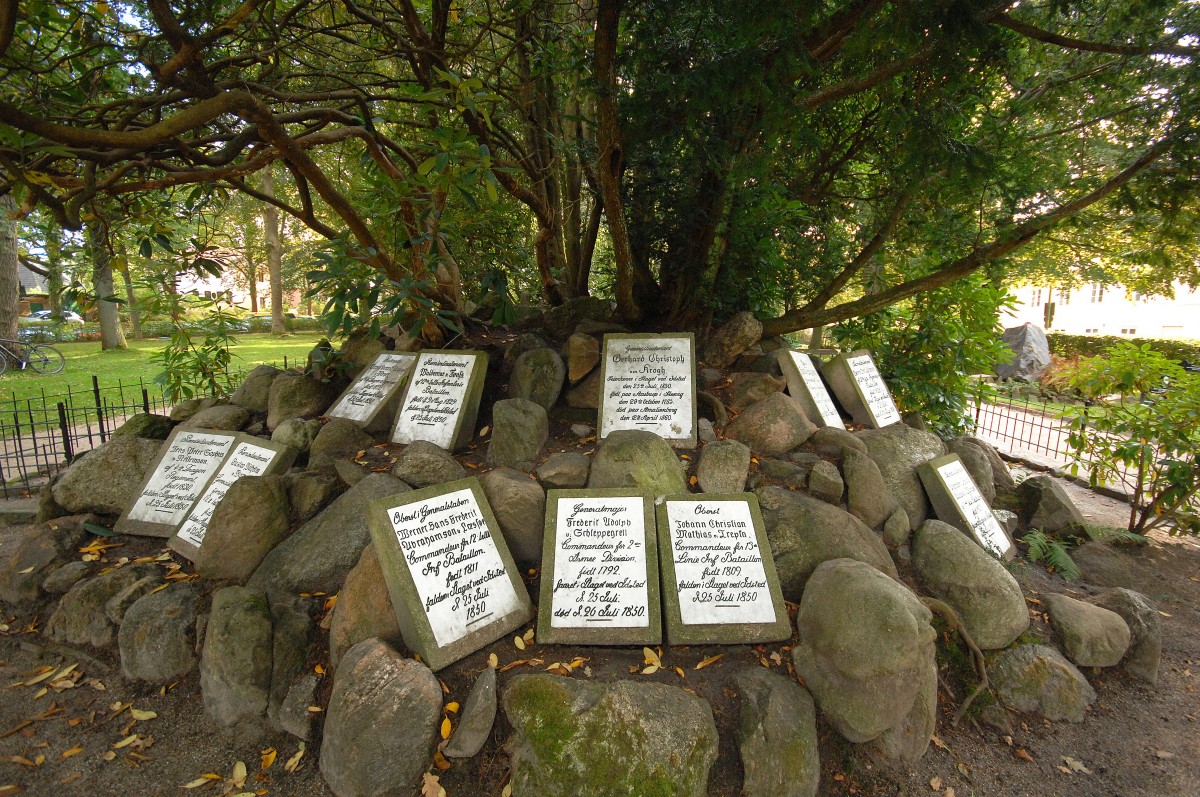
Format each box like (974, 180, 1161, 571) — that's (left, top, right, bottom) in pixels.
(1, 0, 1196, 339)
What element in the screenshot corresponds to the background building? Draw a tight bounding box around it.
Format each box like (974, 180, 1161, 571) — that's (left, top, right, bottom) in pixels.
(1005, 282, 1200, 340)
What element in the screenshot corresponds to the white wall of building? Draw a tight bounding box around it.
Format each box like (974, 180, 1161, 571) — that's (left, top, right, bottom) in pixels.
(1004, 282, 1200, 340)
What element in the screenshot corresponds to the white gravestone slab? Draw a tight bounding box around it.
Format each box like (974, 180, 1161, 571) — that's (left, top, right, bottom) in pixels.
(845, 353, 902, 427)
(778, 349, 843, 427)
(598, 334, 696, 446)
(169, 438, 295, 560)
(388, 487, 525, 649)
(921, 456, 1015, 559)
(116, 430, 237, 537)
(327, 352, 417, 428)
(551, 497, 650, 629)
(391, 351, 486, 450)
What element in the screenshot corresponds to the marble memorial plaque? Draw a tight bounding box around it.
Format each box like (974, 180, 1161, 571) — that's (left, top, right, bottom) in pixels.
(656, 494, 790, 645)
(821, 350, 902, 428)
(366, 477, 533, 671)
(598, 334, 696, 447)
(536, 490, 660, 646)
(918, 454, 1015, 559)
(777, 349, 843, 428)
(168, 435, 298, 560)
(327, 352, 417, 432)
(390, 350, 488, 451)
(115, 429, 238, 537)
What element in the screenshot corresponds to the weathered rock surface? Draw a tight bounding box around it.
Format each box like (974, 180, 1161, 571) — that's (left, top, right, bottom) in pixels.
(284, 470, 344, 523)
(806, 460, 843, 504)
(320, 639, 442, 797)
(329, 544, 403, 668)
(119, 583, 200, 682)
(0, 524, 87, 606)
(725, 393, 817, 457)
(1019, 476, 1086, 533)
(267, 599, 315, 732)
(170, 397, 224, 422)
(946, 438, 996, 505)
(731, 668, 820, 797)
(566, 368, 601, 409)
(587, 430, 687, 496)
(309, 419, 375, 467)
(444, 666, 497, 759)
(112, 413, 174, 440)
(703, 311, 762, 367)
(961, 435, 1017, 492)
(857, 424, 946, 529)
(200, 586, 274, 728)
(996, 323, 1051, 381)
(272, 417, 323, 453)
(480, 468, 546, 564)
(729, 372, 785, 411)
(44, 565, 158, 648)
(535, 452, 590, 489)
(566, 334, 600, 383)
(196, 475, 291, 583)
(504, 675, 718, 797)
(1044, 593, 1131, 668)
(696, 439, 751, 494)
(991, 644, 1096, 722)
(105, 574, 164, 624)
(912, 520, 1029, 649)
(1090, 588, 1162, 685)
(180, 404, 250, 431)
(390, 440, 466, 488)
(50, 435, 161, 515)
(266, 373, 340, 432)
(809, 426, 865, 457)
(231, 365, 284, 413)
(842, 447, 900, 529)
(487, 398, 549, 470)
(509, 348, 566, 412)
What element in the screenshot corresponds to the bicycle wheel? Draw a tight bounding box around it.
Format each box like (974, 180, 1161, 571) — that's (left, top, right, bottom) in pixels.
(27, 345, 65, 374)
(0, 351, 9, 377)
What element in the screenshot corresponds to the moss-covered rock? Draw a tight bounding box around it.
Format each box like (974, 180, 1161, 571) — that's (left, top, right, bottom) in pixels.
(991, 644, 1095, 723)
(587, 430, 687, 497)
(730, 668, 819, 797)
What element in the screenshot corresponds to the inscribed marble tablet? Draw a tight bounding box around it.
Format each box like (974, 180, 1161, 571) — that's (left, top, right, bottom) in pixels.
(327, 352, 417, 430)
(821, 350, 902, 428)
(918, 454, 1015, 559)
(390, 350, 487, 451)
(777, 349, 843, 427)
(115, 429, 237, 537)
(598, 334, 696, 446)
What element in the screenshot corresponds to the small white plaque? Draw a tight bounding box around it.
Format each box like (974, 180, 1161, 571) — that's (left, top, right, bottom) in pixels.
(328, 353, 416, 423)
(549, 497, 650, 628)
(846, 354, 902, 427)
(126, 432, 236, 525)
(388, 488, 523, 648)
(600, 336, 694, 441)
(937, 460, 1013, 558)
(785, 351, 843, 427)
(175, 442, 280, 549)
(665, 500, 776, 626)
(391, 353, 478, 449)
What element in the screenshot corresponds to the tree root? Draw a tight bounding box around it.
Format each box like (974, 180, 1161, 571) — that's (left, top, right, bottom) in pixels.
(921, 596, 989, 727)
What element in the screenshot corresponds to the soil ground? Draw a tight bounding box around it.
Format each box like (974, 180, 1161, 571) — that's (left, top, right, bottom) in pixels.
(0, 470, 1196, 797)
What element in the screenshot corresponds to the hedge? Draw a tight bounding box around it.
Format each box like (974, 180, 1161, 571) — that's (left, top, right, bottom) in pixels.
(1048, 333, 1200, 365)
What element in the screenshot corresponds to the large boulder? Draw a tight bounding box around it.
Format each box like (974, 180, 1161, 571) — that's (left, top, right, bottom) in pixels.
(696, 439, 751, 494)
(111, 413, 174, 440)
(504, 675, 718, 797)
(195, 475, 292, 583)
(248, 473, 410, 597)
(912, 519, 1029, 649)
(991, 644, 1096, 722)
(180, 404, 250, 431)
(266, 373, 341, 432)
(480, 468, 546, 564)
(50, 435, 161, 515)
(118, 583, 200, 683)
(757, 486, 897, 600)
(961, 435, 1017, 492)
(230, 364, 284, 413)
(535, 452, 590, 489)
(43, 565, 159, 648)
(1018, 476, 1086, 534)
(487, 398, 549, 470)
(320, 639, 444, 797)
(806, 460, 843, 504)
(390, 440, 466, 488)
(565, 333, 600, 383)
(725, 393, 817, 457)
(856, 424, 946, 529)
(729, 372, 785, 411)
(730, 668, 819, 797)
(1044, 593, 1131, 668)
(587, 430, 687, 496)
(995, 323, 1051, 381)
(509, 348, 566, 412)
(703, 311, 762, 368)
(329, 544, 404, 668)
(0, 523, 87, 606)
(199, 586, 274, 729)
(1090, 588, 1162, 685)
(271, 417, 323, 453)
(309, 419, 375, 467)
(791, 559, 936, 744)
(842, 447, 900, 529)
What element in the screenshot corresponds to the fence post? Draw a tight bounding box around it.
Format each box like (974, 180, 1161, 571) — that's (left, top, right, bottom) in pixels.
(142, 388, 151, 414)
(57, 402, 73, 462)
(92, 374, 107, 442)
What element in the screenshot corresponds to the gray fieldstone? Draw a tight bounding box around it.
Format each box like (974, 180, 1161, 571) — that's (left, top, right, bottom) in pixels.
(1019, 476, 1086, 534)
(509, 348, 566, 412)
(0, 524, 87, 606)
(111, 413, 174, 440)
(991, 644, 1096, 722)
(44, 565, 158, 648)
(996, 323, 1051, 381)
(843, 446, 900, 529)
(696, 439, 751, 494)
(1044, 592, 1131, 667)
(1090, 588, 1162, 685)
(697, 418, 717, 443)
(231, 365, 284, 413)
(588, 430, 687, 496)
(41, 561, 91, 596)
(170, 397, 225, 423)
(480, 468, 546, 564)
(806, 460, 844, 504)
(200, 586, 274, 729)
(857, 423, 947, 529)
(912, 520, 1029, 649)
(266, 373, 341, 432)
(566, 333, 601, 383)
(320, 639, 442, 797)
(729, 372, 785, 411)
(1070, 541, 1136, 588)
(268, 599, 315, 732)
(698, 368, 724, 388)
(703, 311, 763, 367)
(444, 666, 497, 759)
(391, 440, 466, 488)
(119, 583, 200, 683)
(946, 438, 996, 505)
(535, 452, 590, 489)
(196, 475, 291, 584)
(757, 486, 897, 601)
(542, 296, 611, 338)
(50, 435, 161, 515)
(334, 460, 369, 487)
(271, 417, 323, 453)
(277, 674, 322, 741)
(962, 435, 1017, 492)
(731, 668, 820, 797)
(872, 662, 937, 761)
(284, 470, 344, 523)
(329, 544, 404, 668)
(104, 574, 164, 624)
(503, 333, 551, 370)
(792, 559, 936, 744)
(180, 404, 250, 432)
(504, 675, 718, 797)
(566, 368, 601, 409)
(809, 426, 866, 457)
(487, 398, 549, 470)
(725, 393, 817, 457)
(882, 508, 912, 551)
(309, 419, 375, 466)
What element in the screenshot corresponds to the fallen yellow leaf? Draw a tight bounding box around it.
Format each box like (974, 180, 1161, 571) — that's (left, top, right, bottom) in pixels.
(514, 635, 526, 650)
(488, 653, 499, 669)
(61, 747, 83, 759)
(284, 742, 305, 773)
(261, 748, 277, 770)
(231, 760, 248, 788)
(643, 647, 661, 667)
(693, 654, 723, 670)
(129, 708, 156, 721)
(440, 717, 452, 740)
(182, 774, 222, 788)
(445, 701, 460, 714)
(112, 735, 139, 749)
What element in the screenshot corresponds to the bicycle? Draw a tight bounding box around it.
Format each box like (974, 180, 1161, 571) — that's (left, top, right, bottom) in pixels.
(0, 337, 66, 375)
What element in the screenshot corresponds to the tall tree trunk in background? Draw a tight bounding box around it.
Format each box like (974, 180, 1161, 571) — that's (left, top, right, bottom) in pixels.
(45, 228, 64, 318)
(262, 167, 285, 334)
(86, 216, 127, 350)
(0, 195, 20, 342)
(116, 241, 142, 339)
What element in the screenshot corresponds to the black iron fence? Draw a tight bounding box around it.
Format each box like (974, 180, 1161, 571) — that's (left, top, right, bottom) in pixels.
(972, 387, 1076, 465)
(0, 360, 291, 500)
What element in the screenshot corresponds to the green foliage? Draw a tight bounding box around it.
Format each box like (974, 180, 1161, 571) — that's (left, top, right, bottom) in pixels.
(1023, 530, 1082, 581)
(831, 276, 1014, 437)
(1063, 343, 1200, 535)
(146, 292, 240, 403)
(1048, 333, 1200, 365)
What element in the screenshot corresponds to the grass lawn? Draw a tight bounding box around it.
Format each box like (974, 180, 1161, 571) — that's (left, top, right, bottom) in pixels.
(1, 332, 328, 406)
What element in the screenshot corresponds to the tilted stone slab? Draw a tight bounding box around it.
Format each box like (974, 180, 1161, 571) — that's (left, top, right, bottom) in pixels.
(776, 349, 843, 428)
(657, 493, 790, 645)
(917, 454, 1015, 560)
(168, 435, 298, 561)
(366, 477, 533, 671)
(821, 350, 902, 428)
(598, 333, 696, 447)
(390, 350, 488, 451)
(326, 352, 417, 433)
(115, 428, 239, 538)
(536, 489, 660, 646)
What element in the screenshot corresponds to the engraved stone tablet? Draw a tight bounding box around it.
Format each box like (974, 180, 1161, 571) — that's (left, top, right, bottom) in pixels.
(536, 490, 660, 646)
(115, 428, 238, 537)
(598, 334, 696, 447)
(366, 477, 533, 671)
(821, 350, 902, 428)
(168, 436, 298, 561)
(656, 494, 790, 645)
(390, 350, 488, 451)
(918, 454, 1015, 560)
(777, 349, 843, 428)
(327, 352, 417, 433)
